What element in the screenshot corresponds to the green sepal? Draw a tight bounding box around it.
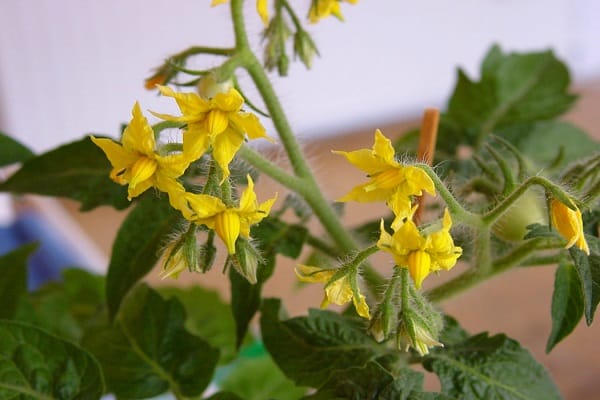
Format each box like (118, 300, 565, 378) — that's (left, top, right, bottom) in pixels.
(0, 320, 104, 399)
(0, 136, 130, 211)
(569, 235, 600, 325)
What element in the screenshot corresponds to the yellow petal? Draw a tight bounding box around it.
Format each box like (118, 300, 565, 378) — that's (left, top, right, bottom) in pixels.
(157, 85, 210, 116)
(325, 275, 353, 306)
(205, 109, 230, 136)
(407, 250, 431, 289)
(215, 209, 241, 254)
(129, 157, 158, 190)
(212, 88, 244, 112)
(372, 130, 397, 165)
(185, 193, 227, 220)
(550, 199, 590, 255)
(121, 102, 156, 155)
(353, 292, 371, 319)
(211, 0, 228, 6)
(256, 0, 269, 25)
(211, 128, 245, 182)
(91, 136, 138, 181)
(234, 112, 271, 141)
(295, 264, 336, 283)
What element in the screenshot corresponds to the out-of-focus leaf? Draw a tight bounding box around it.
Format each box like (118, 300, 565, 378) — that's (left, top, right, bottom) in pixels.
(423, 332, 562, 399)
(15, 268, 105, 342)
(0, 132, 35, 166)
(83, 284, 219, 399)
(0, 320, 104, 399)
(219, 353, 307, 400)
(0, 244, 37, 319)
(0, 136, 130, 210)
(106, 193, 181, 319)
(252, 217, 308, 259)
(547, 262, 584, 352)
(446, 45, 576, 149)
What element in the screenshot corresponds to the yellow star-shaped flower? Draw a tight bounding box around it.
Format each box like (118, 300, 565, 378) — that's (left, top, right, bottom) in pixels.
(308, 0, 358, 24)
(550, 198, 590, 255)
(91, 102, 192, 203)
(152, 86, 271, 182)
(334, 130, 435, 206)
(181, 175, 276, 254)
(378, 209, 462, 288)
(295, 264, 370, 319)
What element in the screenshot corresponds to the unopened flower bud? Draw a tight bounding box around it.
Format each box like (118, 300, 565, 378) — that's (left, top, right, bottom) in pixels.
(231, 238, 263, 284)
(397, 310, 443, 356)
(161, 227, 199, 279)
(294, 30, 319, 69)
(197, 73, 234, 99)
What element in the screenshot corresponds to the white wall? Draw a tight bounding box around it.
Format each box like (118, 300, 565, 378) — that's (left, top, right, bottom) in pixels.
(1, 0, 598, 153)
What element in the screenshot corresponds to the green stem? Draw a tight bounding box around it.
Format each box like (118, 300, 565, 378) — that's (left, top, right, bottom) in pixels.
(229, 0, 383, 285)
(426, 237, 555, 302)
(416, 164, 482, 227)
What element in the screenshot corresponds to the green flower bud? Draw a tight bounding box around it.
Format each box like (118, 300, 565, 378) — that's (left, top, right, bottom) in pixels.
(197, 73, 234, 99)
(293, 30, 319, 69)
(231, 238, 263, 284)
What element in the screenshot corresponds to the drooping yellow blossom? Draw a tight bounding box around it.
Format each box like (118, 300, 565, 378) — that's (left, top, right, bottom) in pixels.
(334, 130, 435, 208)
(378, 209, 462, 288)
(295, 264, 370, 319)
(180, 175, 276, 254)
(151, 86, 271, 182)
(91, 102, 193, 203)
(550, 198, 590, 255)
(308, 0, 358, 24)
(210, 0, 269, 26)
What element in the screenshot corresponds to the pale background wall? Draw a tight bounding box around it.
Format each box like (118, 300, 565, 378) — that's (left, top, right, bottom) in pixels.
(1, 0, 599, 152)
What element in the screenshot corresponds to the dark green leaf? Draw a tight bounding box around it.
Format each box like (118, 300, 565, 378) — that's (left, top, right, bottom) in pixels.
(219, 353, 307, 400)
(252, 217, 308, 259)
(229, 254, 275, 348)
(447, 45, 576, 148)
(106, 193, 181, 319)
(0, 132, 35, 167)
(83, 284, 219, 398)
(423, 332, 562, 400)
(205, 392, 244, 400)
(0, 320, 104, 399)
(546, 262, 584, 352)
(160, 286, 239, 364)
(438, 315, 469, 347)
(497, 121, 600, 170)
(260, 298, 389, 388)
(569, 237, 600, 325)
(14, 268, 105, 342)
(0, 244, 37, 319)
(0, 136, 130, 210)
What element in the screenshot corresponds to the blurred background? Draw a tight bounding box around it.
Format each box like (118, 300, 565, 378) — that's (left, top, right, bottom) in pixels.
(1, 0, 599, 397)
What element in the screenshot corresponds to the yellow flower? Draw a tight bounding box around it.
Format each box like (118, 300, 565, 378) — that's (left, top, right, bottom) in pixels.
(378, 209, 462, 288)
(181, 175, 276, 254)
(334, 130, 435, 205)
(550, 199, 590, 255)
(308, 0, 357, 24)
(211, 0, 269, 26)
(295, 264, 370, 319)
(91, 102, 192, 203)
(152, 86, 271, 182)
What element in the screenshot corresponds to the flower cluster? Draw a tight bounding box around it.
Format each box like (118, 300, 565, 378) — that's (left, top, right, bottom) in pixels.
(93, 83, 275, 280)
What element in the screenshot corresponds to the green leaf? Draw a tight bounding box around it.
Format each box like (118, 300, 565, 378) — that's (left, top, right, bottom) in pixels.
(0, 136, 130, 211)
(14, 268, 105, 342)
(438, 315, 469, 347)
(546, 262, 584, 352)
(219, 353, 307, 400)
(106, 193, 181, 319)
(205, 392, 245, 400)
(447, 45, 576, 148)
(569, 238, 600, 325)
(229, 254, 275, 348)
(83, 284, 219, 399)
(0, 244, 37, 319)
(0, 132, 35, 167)
(0, 320, 104, 399)
(159, 286, 239, 364)
(252, 217, 308, 259)
(260, 298, 390, 388)
(497, 121, 600, 170)
(423, 332, 562, 400)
